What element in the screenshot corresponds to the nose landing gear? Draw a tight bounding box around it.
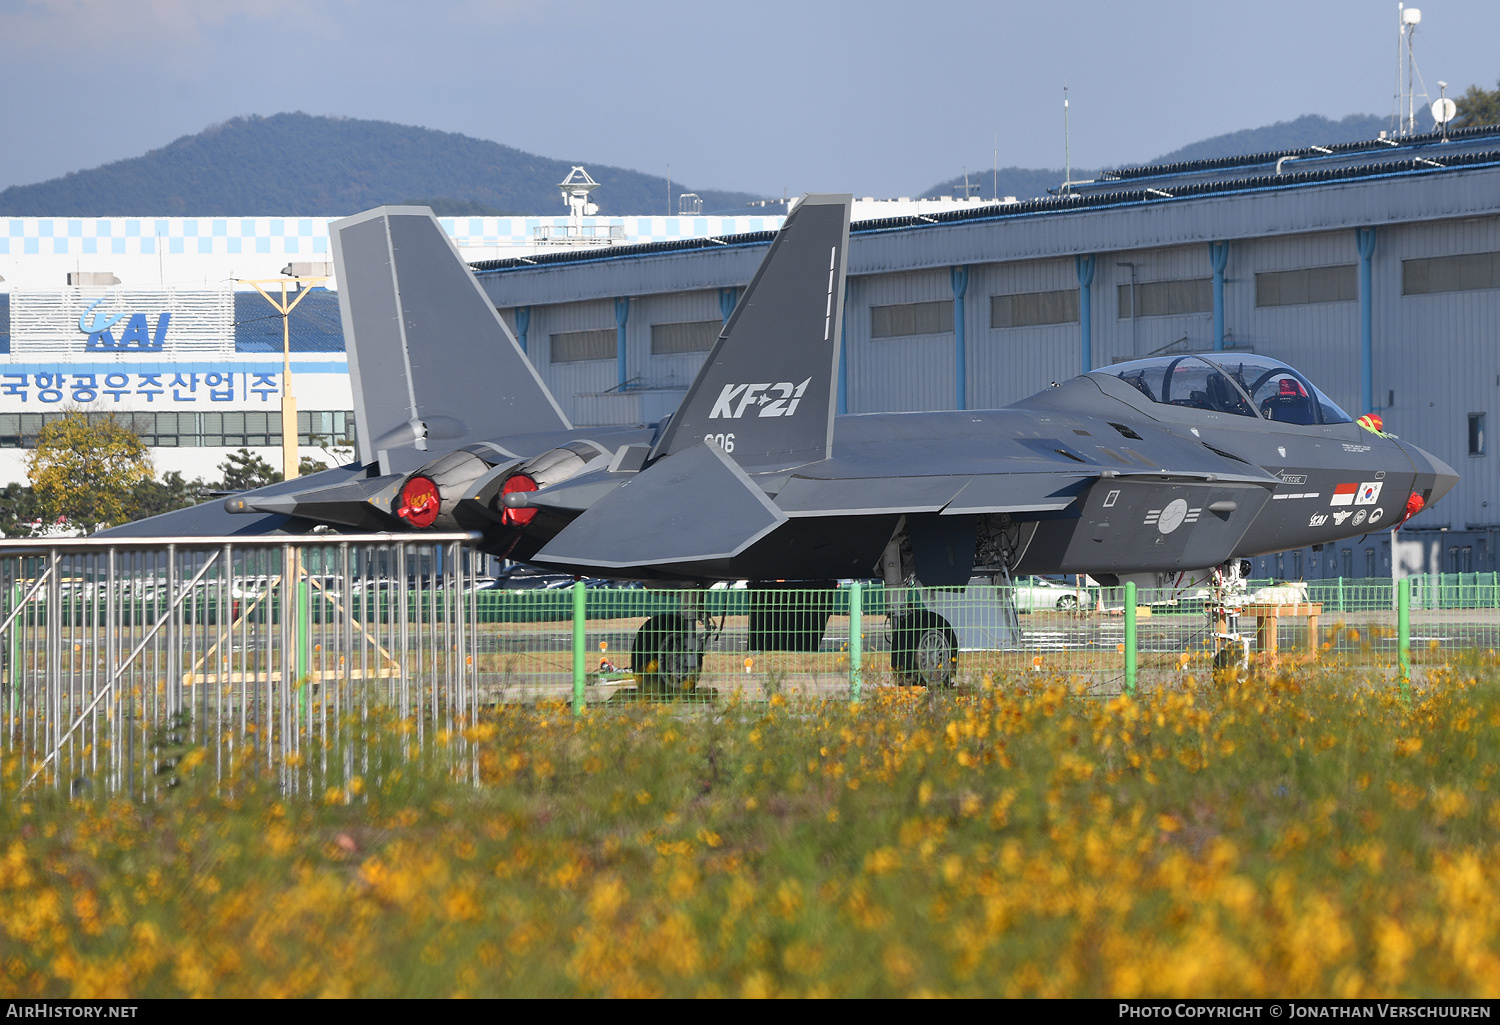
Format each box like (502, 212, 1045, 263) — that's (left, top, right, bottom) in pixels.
(1209, 559, 1252, 672)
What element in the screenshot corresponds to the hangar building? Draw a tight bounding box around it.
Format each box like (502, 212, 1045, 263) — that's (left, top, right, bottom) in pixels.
(471, 126, 1500, 580)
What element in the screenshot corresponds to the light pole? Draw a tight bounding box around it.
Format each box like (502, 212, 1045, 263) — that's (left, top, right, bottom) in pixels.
(242, 275, 325, 480)
(240, 274, 325, 702)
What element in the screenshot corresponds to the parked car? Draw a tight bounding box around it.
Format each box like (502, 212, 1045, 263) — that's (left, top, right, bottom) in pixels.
(1012, 576, 1093, 613)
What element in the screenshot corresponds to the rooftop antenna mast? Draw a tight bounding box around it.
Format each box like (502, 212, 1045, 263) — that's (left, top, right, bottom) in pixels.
(1063, 85, 1072, 194)
(1394, 5, 1429, 137)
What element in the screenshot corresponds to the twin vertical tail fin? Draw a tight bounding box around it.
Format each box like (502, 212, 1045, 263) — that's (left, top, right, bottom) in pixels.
(329, 206, 571, 475)
(653, 193, 852, 472)
(531, 194, 852, 571)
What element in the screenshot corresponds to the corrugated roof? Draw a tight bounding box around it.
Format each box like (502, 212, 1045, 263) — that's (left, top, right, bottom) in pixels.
(1101, 122, 1500, 182)
(470, 124, 1500, 277)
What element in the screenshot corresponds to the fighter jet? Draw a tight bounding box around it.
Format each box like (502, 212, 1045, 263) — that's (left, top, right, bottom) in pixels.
(108, 195, 1458, 685)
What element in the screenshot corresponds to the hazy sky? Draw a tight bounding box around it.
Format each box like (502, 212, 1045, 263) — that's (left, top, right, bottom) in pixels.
(2, 0, 1497, 198)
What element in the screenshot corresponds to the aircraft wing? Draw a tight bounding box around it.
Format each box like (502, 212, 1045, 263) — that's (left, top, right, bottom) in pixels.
(531, 441, 786, 569)
(97, 463, 379, 539)
(773, 473, 1092, 516)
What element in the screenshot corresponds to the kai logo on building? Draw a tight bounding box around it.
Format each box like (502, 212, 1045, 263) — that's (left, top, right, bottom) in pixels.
(78, 297, 171, 352)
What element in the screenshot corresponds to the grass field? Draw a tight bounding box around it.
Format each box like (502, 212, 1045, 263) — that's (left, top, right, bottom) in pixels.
(3, 657, 1500, 997)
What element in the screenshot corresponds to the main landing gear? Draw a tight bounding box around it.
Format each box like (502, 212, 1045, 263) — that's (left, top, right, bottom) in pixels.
(889, 610, 958, 688)
(629, 589, 718, 694)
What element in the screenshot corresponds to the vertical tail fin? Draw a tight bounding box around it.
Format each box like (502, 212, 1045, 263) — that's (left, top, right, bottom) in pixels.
(653, 194, 851, 472)
(330, 206, 571, 475)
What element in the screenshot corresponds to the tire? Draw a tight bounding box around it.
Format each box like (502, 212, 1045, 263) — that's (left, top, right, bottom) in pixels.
(1213, 641, 1245, 672)
(630, 614, 703, 693)
(1055, 594, 1080, 612)
(889, 612, 958, 688)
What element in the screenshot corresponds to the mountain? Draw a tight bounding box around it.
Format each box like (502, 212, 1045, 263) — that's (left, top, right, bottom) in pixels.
(923, 112, 1434, 200)
(1143, 113, 1398, 166)
(929, 166, 1095, 203)
(0, 113, 765, 216)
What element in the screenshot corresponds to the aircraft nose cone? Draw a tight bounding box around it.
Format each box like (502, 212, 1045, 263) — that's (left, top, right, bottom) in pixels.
(1403, 441, 1460, 506)
(1427, 452, 1460, 505)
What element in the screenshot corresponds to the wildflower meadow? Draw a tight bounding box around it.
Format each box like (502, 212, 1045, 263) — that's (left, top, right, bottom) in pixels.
(3, 659, 1500, 997)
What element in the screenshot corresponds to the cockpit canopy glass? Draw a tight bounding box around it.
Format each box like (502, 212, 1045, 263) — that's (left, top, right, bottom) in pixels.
(1097, 355, 1354, 425)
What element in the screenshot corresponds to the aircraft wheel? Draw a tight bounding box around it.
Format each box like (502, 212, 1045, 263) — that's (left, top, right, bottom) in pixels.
(631, 614, 703, 694)
(1213, 640, 1245, 672)
(890, 612, 957, 688)
(1055, 594, 1080, 612)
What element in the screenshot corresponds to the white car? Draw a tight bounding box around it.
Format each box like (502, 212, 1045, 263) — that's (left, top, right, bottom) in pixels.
(1011, 576, 1092, 613)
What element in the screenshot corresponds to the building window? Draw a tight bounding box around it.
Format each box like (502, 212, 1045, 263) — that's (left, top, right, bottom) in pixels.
(1402, 252, 1500, 295)
(1365, 549, 1376, 578)
(650, 320, 720, 355)
(1255, 265, 1357, 307)
(1292, 551, 1303, 578)
(1342, 549, 1353, 577)
(1469, 413, 1486, 456)
(871, 300, 954, 338)
(989, 289, 1079, 328)
(1117, 278, 1212, 318)
(550, 328, 615, 363)
(0, 410, 356, 450)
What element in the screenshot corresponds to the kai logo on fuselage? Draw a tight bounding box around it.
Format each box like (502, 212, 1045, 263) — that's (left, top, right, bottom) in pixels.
(708, 378, 812, 419)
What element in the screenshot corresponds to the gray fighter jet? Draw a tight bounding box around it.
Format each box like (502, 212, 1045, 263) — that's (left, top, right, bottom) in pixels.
(108, 195, 1458, 684)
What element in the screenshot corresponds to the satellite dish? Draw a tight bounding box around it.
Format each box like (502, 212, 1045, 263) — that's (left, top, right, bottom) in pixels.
(1431, 97, 1457, 124)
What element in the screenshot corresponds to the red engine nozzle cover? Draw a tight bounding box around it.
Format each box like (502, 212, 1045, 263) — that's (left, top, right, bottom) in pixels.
(396, 475, 440, 528)
(501, 474, 539, 527)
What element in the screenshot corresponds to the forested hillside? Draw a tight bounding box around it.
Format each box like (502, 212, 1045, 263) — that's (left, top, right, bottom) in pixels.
(0, 113, 763, 216)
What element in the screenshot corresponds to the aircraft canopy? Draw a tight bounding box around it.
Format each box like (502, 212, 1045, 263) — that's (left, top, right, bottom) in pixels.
(1096, 355, 1354, 426)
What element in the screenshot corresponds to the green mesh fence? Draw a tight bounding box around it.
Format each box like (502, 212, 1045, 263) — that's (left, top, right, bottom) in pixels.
(7, 542, 1500, 802)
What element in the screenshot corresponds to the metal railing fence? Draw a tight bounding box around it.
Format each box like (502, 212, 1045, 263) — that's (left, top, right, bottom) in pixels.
(0, 533, 1490, 801)
(0, 533, 484, 800)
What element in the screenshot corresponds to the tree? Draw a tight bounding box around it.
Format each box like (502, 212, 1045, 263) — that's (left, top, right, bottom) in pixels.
(0, 483, 42, 538)
(25, 410, 153, 528)
(216, 448, 329, 493)
(217, 449, 280, 491)
(129, 471, 209, 522)
(1454, 79, 1500, 128)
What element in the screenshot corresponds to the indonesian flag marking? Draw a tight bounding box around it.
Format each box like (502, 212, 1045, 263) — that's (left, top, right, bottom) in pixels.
(1330, 482, 1358, 507)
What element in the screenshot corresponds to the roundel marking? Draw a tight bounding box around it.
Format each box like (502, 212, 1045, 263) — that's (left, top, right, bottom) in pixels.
(1156, 498, 1189, 535)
